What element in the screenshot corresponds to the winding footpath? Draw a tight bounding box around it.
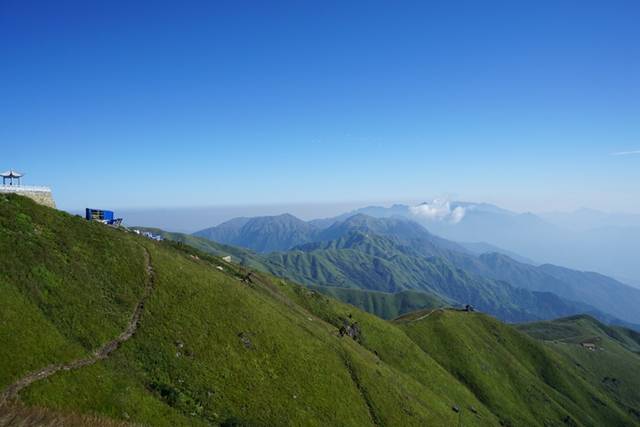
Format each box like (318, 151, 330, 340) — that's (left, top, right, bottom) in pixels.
(411, 308, 444, 322)
(0, 247, 155, 404)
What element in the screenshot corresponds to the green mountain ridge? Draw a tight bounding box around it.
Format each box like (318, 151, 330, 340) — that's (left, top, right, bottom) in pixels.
(193, 214, 317, 253)
(146, 223, 639, 328)
(517, 315, 640, 419)
(306, 285, 450, 320)
(2, 194, 640, 425)
(261, 230, 610, 323)
(192, 212, 640, 326)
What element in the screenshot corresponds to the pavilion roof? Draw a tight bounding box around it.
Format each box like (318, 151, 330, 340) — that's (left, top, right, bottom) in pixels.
(1, 170, 23, 178)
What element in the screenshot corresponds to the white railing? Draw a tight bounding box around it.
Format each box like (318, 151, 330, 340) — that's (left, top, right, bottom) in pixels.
(0, 185, 52, 193)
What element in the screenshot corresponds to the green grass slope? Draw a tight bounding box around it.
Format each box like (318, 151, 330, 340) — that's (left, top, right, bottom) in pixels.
(396, 309, 637, 426)
(135, 227, 452, 320)
(2, 194, 638, 426)
(0, 195, 146, 389)
(262, 232, 598, 323)
(517, 315, 640, 420)
(0, 401, 137, 427)
(132, 227, 264, 270)
(0, 195, 497, 426)
(137, 225, 625, 328)
(307, 286, 449, 320)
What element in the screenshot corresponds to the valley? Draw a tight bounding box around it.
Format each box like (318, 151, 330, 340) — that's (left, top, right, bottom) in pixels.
(2, 194, 639, 426)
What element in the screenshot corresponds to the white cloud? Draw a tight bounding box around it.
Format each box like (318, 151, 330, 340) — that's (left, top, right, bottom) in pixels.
(450, 206, 466, 223)
(409, 198, 468, 224)
(611, 150, 640, 156)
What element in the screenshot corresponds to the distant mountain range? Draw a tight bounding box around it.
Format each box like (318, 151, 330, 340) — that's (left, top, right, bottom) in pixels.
(194, 213, 316, 253)
(187, 210, 640, 328)
(540, 208, 640, 232)
(347, 201, 640, 286)
(4, 194, 640, 426)
(123, 200, 640, 287)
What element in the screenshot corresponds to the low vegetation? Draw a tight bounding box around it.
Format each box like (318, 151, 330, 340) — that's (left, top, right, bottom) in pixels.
(1, 194, 639, 426)
(517, 315, 640, 419)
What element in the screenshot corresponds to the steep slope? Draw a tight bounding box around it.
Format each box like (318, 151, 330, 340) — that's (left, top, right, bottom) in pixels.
(263, 230, 602, 322)
(396, 309, 638, 426)
(133, 226, 266, 270)
(307, 286, 449, 320)
(193, 213, 318, 253)
(131, 228, 457, 320)
(192, 216, 251, 243)
(0, 195, 148, 392)
(538, 264, 640, 325)
(316, 213, 470, 257)
(458, 241, 537, 265)
(453, 252, 640, 325)
(349, 201, 640, 291)
(0, 195, 498, 426)
(517, 315, 640, 419)
(2, 194, 638, 426)
(314, 215, 640, 326)
(0, 401, 134, 426)
(289, 287, 640, 426)
(169, 214, 640, 328)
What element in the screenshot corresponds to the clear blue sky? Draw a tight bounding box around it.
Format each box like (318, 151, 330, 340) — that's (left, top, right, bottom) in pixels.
(1, 1, 639, 212)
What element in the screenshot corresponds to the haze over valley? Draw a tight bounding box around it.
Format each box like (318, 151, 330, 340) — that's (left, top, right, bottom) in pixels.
(120, 198, 640, 288)
(2, 1, 640, 425)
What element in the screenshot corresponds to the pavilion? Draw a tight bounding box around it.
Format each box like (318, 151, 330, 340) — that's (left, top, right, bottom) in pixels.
(1, 170, 23, 186)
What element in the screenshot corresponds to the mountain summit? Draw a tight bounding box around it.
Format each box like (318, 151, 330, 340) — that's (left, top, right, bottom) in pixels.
(194, 213, 317, 253)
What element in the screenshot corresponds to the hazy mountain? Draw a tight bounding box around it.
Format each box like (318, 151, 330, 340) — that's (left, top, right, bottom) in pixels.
(451, 252, 640, 325)
(194, 213, 318, 253)
(332, 216, 640, 325)
(190, 211, 640, 326)
(329, 201, 640, 286)
(457, 241, 537, 265)
(6, 194, 640, 425)
(540, 208, 640, 232)
(538, 264, 640, 325)
(267, 217, 640, 326)
(265, 235, 602, 323)
(316, 213, 471, 257)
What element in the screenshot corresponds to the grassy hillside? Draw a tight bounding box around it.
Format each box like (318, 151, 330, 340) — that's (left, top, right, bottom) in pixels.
(136, 227, 453, 320)
(262, 231, 602, 323)
(0, 195, 496, 426)
(132, 227, 264, 270)
(0, 401, 136, 427)
(0, 195, 147, 390)
(517, 315, 640, 419)
(396, 309, 638, 426)
(146, 219, 634, 328)
(307, 286, 449, 320)
(2, 194, 639, 426)
(191, 213, 640, 327)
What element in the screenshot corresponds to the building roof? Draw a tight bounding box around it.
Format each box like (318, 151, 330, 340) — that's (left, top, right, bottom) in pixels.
(1, 170, 23, 178)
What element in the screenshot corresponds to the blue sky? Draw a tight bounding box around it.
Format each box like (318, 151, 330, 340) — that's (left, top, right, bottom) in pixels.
(1, 1, 639, 212)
